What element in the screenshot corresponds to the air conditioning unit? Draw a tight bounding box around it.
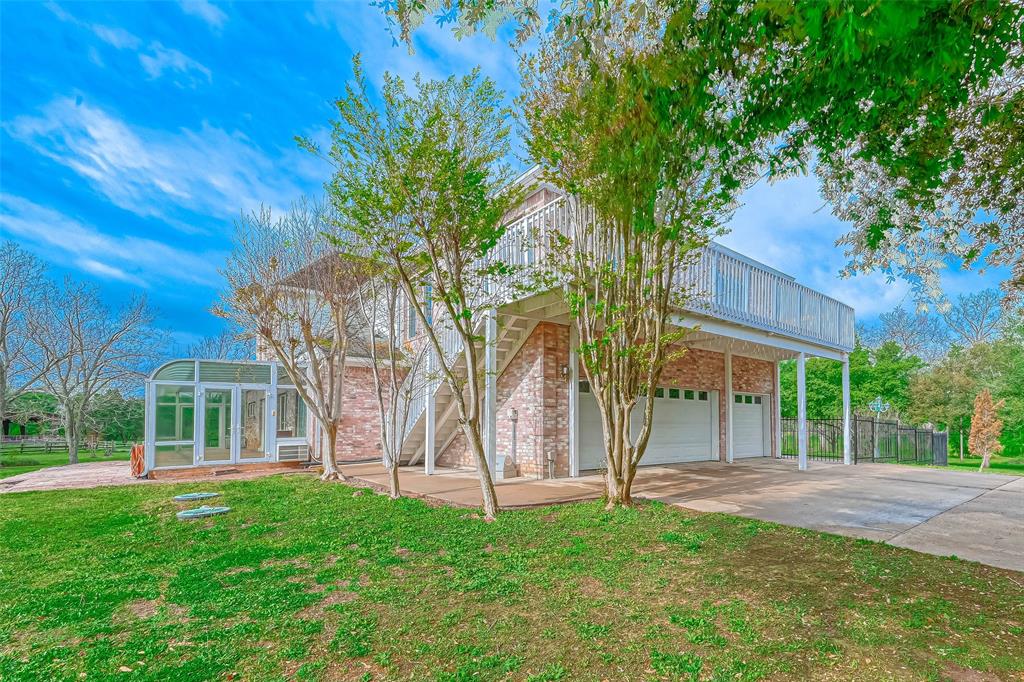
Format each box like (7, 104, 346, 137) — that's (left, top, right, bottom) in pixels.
(277, 443, 310, 462)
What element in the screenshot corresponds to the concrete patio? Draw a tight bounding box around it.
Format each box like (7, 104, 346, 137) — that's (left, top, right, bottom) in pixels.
(346, 458, 1024, 572)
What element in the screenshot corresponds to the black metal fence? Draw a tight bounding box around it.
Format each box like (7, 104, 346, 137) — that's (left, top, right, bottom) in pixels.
(781, 417, 948, 465)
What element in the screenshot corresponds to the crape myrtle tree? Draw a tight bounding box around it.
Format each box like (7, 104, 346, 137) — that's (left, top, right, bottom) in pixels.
(303, 59, 522, 519)
(521, 1, 758, 506)
(389, 0, 1023, 305)
(354, 266, 430, 499)
(216, 198, 366, 481)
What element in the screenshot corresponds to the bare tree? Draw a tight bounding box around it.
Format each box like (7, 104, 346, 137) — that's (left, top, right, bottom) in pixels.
(216, 198, 366, 481)
(865, 307, 949, 364)
(185, 325, 255, 360)
(941, 289, 1011, 347)
(31, 279, 161, 464)
(0, 243, 54, 441)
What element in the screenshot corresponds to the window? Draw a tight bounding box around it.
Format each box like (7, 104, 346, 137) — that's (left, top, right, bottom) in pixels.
(579, 381, 591, 393)
(754, 396, 762, 405)
(669, 388, 680, 400)
(155, 385, 194, 441)
(277, 388, 308, 438)
(745, 395, 753, 404)
(654, 387, 665, 398)
(684, 389, 695, 400)
(735, 394, 743, 404)
(698, 391, 708, 401)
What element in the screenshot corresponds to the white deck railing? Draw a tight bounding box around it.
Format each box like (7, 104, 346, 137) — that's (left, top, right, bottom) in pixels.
(494, 197, 855, 351)
(398, 196, 855, 446)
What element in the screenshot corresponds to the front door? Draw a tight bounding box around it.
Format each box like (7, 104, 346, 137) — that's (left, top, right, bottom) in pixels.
(200, 385, 237, 465)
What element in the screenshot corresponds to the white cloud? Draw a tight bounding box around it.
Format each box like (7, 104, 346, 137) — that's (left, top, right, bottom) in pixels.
(91, 24, 142, 50)
(138, 42, 212, 86)
(45, 3, 210, 88)
(178, 0, 228, 31)
(721, 173, 913, 319)
(4, 96, 320, 226)
(0, 194, 224, 288)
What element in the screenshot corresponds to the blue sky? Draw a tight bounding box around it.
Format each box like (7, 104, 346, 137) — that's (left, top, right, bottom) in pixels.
(0, 1, 1005, 349)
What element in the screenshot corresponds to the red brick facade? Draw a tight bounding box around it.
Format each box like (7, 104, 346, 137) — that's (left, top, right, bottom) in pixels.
(436, 322, 571, 477)
(333, 365, 390, 462)
(333, 322, 777, 474)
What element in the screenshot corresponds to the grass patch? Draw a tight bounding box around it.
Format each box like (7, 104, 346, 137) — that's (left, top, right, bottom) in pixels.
(0, 445, 131, 478)
(940, 453, 1024, 475)
(0, 474, 1021, 680)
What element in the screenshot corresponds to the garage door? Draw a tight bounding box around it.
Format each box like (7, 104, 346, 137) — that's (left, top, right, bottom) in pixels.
(579, 383, 717, 470)
(733, 393, 768, 458)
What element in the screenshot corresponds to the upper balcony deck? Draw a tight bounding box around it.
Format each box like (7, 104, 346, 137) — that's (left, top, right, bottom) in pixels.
(494, 196, 855, 353)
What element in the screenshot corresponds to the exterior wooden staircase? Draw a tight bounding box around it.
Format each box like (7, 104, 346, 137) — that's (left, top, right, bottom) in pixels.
(400, 315, 538, 467)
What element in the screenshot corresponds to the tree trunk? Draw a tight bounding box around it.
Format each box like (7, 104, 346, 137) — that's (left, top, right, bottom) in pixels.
(462, 422, 499, 520)
(321, 421, 343, 481)
(603, 400, 634, 509)
(386, 459, 401, 499)
(65, 414, 79, 465)
(0, 371, 6, 449)
(979, 452, 991, 471)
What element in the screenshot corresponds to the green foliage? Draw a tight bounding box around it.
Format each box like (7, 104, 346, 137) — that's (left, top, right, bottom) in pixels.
(780, 342, 923, 419)
(911, 333, 1024, 456)
(1, 477, 1021, 680)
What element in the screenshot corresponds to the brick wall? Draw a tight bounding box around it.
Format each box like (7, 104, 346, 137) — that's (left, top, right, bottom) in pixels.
(437, 321, 571, 477)
(333, 365, 389, 462)
(356, 331, 777, 473)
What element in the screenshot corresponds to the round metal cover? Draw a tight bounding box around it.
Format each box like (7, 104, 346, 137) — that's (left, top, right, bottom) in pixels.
(176, 505, 231, 520)
(173, 492, 221, 502)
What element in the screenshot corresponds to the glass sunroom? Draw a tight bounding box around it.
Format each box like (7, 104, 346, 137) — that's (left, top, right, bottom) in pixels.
(143, 359, 313, 475)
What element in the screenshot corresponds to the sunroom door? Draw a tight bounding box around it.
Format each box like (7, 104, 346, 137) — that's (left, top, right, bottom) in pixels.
(238, 386, 271, 462)
(199, 384, 237, 465)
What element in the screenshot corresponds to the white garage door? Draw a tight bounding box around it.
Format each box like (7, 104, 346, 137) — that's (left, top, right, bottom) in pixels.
(733, 393, 768, 458)
(579, 383, 716, 470)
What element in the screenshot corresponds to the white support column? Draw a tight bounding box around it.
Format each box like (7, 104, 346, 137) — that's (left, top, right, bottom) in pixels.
(143, 381, 154, 473)
(797, 351, 808, 471)
(484, 308, 498, 473)
(773, 360, 783, 459)
(568, 325, 579, 478)
(842, 353, 852, 465)
(425, 349, 437, 475)
(267, 363, 278, 460)
(724, 348, 734, 463)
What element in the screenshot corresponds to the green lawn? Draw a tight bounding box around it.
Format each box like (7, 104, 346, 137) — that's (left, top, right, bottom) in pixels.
(941, 453, 1024, 475)
(0, 445, 131, 479)
(1, 476, 1021, 681)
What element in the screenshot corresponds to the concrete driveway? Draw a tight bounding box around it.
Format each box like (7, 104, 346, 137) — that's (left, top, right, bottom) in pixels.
(630, 459, 1023, 572)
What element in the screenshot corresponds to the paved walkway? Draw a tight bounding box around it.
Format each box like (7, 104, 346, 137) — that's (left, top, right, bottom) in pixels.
(0, 461, 311, 494)
(346, 459, 1024, 572)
